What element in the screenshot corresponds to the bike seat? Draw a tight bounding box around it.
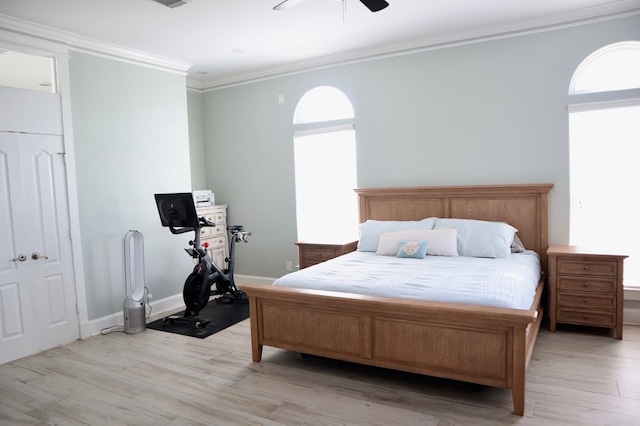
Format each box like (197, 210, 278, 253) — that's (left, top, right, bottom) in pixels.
(227, 225, 245, 232)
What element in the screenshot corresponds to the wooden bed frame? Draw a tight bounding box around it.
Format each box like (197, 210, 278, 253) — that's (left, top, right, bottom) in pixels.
(242, 184, 553, 416)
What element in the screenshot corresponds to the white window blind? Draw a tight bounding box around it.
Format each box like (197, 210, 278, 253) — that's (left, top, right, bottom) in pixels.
(294, 125, 358, 242)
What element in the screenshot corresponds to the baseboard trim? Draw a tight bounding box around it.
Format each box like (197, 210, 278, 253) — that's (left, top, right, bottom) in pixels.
(86, 293, 184, 337)
(85, 275, 275, 337)
(235, 274, 275, 286)
(624, 306, 640, 326)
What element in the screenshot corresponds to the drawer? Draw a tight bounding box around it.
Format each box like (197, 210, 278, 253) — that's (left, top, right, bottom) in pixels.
(557, 293, 615, 310)
(213, 212, 225, 225)
(301, 259, 323, 268)
(203, 236, 227, 250)
(210, 224, 226, 237)
(200, 225, 225, 238)
(557, 277, 616, 294)
(557, 259, 617, 277)
(199, 227, 211, 239)
(302, 248, 337, 263)
(557, 308, 615, 327)
(198, 212, 217, 238)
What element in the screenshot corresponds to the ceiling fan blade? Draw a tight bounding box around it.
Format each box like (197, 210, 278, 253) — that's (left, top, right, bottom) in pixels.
(273, 0, 306, 10)
(360, 0, 389, 12)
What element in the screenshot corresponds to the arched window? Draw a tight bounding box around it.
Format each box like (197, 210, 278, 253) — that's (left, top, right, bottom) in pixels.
(293, 86, 358, 243)
(569, 42, 640, 94)
(294, 86, 354, 123)
(568, 41, 640, 289)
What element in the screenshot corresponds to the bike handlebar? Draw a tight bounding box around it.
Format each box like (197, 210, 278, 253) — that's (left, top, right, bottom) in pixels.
(199, 216, 215, 227)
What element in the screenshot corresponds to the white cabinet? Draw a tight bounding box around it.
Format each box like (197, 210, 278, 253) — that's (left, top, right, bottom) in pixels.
(196, 204, 228, 269)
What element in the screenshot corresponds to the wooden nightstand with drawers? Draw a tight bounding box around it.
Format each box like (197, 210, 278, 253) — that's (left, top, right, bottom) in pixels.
(547, 245, 627, 339)
(295, 240, 358, 269)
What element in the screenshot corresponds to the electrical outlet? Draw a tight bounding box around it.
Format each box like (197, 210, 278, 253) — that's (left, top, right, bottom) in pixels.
(286, 260, 293, 271)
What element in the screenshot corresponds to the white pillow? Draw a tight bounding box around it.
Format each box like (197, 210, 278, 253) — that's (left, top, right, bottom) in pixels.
(357, 217, 436, 252)
(433, 218, 517, 258)
(375, 228, 459, 257)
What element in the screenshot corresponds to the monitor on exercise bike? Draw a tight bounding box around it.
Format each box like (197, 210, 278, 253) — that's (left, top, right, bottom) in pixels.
(154, 193, 199, 228)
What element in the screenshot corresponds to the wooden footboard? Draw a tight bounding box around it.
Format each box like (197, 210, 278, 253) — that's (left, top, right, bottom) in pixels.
(243, 280, 543, 416)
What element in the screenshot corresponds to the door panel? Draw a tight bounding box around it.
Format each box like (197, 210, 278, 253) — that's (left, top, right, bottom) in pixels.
(0, 132, 78, 364)
(0, 132, 37, 362)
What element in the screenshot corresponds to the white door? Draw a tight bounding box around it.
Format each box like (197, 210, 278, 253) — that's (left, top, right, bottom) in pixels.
(0, 131, 79, 364)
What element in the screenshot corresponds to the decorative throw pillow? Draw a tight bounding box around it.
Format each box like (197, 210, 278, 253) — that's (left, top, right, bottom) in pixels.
(396, 240, 429, 259)
(375, 228, 458, 257)
(357, 217, 436, 252)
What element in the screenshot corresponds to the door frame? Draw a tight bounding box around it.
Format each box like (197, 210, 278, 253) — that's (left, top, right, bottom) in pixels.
(0, 30, 90, 338)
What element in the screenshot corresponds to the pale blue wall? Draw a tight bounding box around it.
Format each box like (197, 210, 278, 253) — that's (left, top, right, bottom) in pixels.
(187, 89, 206, 189)
(70, 53, 194, 320)
(64, 14, 640, 320)
(201, 15, 640, 279)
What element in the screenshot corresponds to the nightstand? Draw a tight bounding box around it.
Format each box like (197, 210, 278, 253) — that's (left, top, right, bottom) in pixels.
(295, 240, 358, 269)
(547, 245, 627, 339)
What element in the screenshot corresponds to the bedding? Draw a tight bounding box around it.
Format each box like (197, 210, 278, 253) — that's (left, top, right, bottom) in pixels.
(274, 250, 541, 310)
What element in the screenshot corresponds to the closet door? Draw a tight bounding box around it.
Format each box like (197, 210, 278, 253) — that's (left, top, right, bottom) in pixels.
(0, 131, 78, 364)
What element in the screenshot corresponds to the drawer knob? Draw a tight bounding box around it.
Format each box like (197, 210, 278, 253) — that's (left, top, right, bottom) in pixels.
(583, 265, 589, 270)
(583, 298, 589, 303)
(583, 282, 589, 287)
(583, 314, 589, 319)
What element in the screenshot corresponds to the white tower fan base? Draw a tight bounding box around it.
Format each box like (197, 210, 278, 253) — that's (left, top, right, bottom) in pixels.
(123, 230, 147, 334)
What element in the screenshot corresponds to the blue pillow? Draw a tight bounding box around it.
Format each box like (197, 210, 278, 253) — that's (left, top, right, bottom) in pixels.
(396, 240, 429, 259)
(357, 217, 436, 252)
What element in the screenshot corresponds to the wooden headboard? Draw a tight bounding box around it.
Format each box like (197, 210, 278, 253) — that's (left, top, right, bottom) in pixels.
(355, 184, 554, 272)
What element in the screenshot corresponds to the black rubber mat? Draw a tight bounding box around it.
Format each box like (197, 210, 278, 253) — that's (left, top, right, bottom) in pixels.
(147, 295, 249, 339)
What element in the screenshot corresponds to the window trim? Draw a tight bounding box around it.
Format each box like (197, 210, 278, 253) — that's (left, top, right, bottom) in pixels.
(294, 123, 354, 138)
(568, 96, 640, 113)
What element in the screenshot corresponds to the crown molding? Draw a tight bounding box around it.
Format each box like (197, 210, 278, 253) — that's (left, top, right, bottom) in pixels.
(196, 4, 640, 91)
(186, 78, 206, 92)
(0, 13, 192, 75)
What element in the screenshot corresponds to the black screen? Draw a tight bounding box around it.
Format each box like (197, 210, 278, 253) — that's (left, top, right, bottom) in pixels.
(154, 193, 199, 228)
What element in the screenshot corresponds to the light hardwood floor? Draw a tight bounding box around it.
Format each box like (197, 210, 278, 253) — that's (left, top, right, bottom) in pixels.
(1, 318, 639, 425)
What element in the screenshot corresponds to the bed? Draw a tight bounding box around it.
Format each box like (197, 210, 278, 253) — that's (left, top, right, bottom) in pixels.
(241, 184, 553, 416)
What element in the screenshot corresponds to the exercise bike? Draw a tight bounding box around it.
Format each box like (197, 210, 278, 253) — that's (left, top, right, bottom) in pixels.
(154, 193, 251, 328)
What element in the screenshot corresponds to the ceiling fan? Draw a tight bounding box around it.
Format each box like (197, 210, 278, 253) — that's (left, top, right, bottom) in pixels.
(274, 0, 389, 13)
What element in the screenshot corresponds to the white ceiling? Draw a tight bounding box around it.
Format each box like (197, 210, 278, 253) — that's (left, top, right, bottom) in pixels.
(1, 0, 639, 89)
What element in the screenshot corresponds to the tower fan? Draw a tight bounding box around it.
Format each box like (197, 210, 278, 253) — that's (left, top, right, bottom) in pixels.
(123, 230, 148, 334)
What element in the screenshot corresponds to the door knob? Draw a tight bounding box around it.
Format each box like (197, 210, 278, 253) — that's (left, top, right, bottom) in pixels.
(31, 252, 49, 260)
(11, 254, 27, 262)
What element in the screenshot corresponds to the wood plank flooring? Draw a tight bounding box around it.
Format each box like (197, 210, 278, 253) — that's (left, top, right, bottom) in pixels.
(1, 319, 639, 425)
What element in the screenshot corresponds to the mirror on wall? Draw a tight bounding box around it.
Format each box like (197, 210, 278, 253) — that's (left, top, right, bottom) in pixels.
(0, 48, 56, 93)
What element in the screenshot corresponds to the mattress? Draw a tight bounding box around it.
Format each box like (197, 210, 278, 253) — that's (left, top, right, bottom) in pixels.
(273, 251, 542, 310)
